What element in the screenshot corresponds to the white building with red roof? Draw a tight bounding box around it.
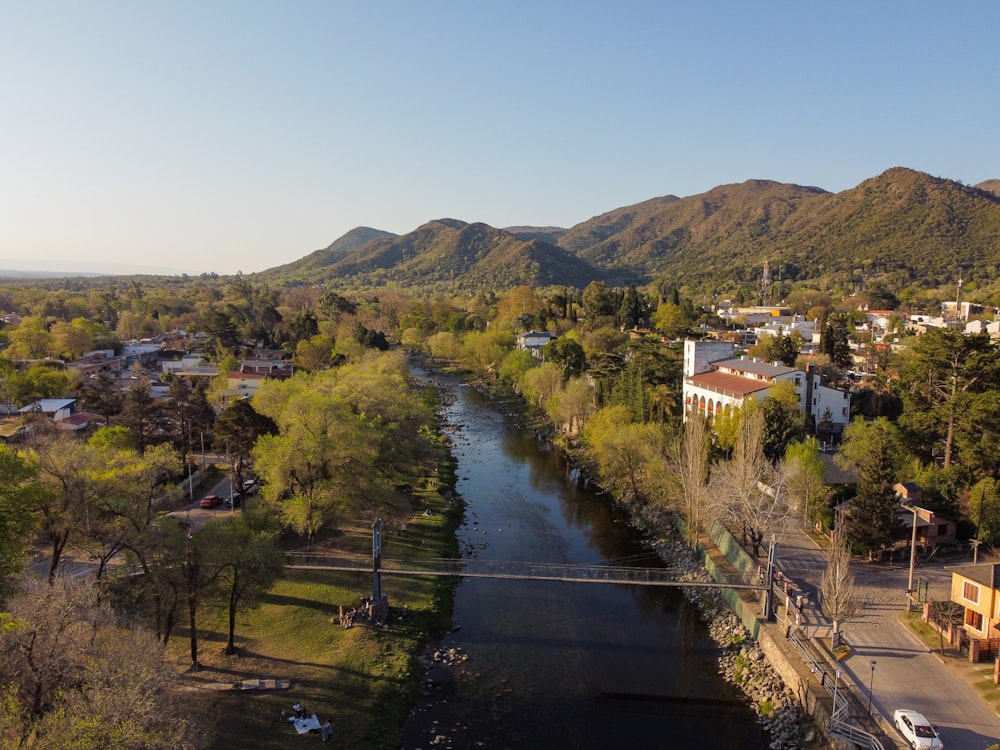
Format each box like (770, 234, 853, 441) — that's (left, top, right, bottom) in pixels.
(682, 340, 850, 433)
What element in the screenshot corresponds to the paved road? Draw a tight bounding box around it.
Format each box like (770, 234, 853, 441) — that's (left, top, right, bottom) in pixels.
(773, 522, 1000, 750)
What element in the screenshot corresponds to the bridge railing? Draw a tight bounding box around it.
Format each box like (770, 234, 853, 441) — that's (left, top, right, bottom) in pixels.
(285, 552, 768, 588)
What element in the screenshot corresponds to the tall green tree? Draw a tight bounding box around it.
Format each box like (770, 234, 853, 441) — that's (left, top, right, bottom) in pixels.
(116, 377, 162, 454)
(898, 328, 1000, 469)
(838, 418, 906, 556)
(821, 313, 853, 370)
(967, 477, 1000, 549)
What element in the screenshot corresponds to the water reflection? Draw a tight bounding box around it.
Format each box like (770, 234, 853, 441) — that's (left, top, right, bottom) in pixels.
(401, 375, 763, 749)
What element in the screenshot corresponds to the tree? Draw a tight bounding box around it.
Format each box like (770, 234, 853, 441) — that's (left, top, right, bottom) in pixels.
(6, 315, 52, 359)
(28, 435, 98, 583)
(898, 328, 1000, 469)
(497, 349, 538, 392)
(162, 376, 215, 466)
(761, 381, 804, 461)
(117, 377, 162, 454)
(0, 577, 207, 749)
(581, 281, 618, 323)
(583, 418, 669, 506)
(82, 439, 181, 581)
(207, 510, 286, 654)
(214, 398, 278, 494)
(820, 527, 860, 648)
(293, 332, 336, 371)
(252, 378, 383, 544)
(546, 376, 595, 436)
(80, 371, 124, 421)
(821, 313, 852, 370)
(619, 285, 648, 329)
(839, 418, 906, 557)
(521, 362, 564, 409)
(0, 365, 71, 407)
(783, 437, 829, 528)
(670, 415, 709, 549)
(652, 301, 693, 338)
(48, 317, 97, 360)
(710, 408, 788, 557)
(460, 330, 512, 379)
(757, 333, 799, 367)
(542, 337, 586, 380)
(0, 446, 43, 597)
(967, 477, 1000, 548)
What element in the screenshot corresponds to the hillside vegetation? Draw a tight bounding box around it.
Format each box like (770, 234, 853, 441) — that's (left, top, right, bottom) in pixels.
(253, 167, 1000, 299)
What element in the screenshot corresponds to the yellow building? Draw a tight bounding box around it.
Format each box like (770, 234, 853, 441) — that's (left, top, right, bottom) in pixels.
(947, 563, 1000, 647)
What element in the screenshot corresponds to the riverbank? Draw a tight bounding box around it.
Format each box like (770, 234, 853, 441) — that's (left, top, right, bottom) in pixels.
(166, 413, 464, 750)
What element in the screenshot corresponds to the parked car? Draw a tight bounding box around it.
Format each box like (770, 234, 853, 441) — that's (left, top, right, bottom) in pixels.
(225, 491, 242, 508)
(199, 494, 223, 509)
(242, 478, 258, 495)
(893, 709, 943, 750)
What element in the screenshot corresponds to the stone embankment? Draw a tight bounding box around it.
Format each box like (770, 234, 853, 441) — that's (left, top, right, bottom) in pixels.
(646, 521, 808, 750)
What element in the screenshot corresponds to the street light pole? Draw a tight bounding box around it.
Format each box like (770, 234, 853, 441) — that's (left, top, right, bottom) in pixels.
(867, 659, 877, 716)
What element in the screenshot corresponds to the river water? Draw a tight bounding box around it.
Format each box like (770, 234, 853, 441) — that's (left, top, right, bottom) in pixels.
(400, 376, 764, 749)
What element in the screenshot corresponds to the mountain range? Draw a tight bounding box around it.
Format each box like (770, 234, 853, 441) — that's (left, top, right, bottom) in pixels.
(263, 167, 1000, 297)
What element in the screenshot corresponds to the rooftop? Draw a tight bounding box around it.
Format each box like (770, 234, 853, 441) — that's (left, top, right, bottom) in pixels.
(685, 370, 772, 396)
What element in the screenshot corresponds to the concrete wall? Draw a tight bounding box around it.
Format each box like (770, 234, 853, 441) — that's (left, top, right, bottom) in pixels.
(684, 514, 833, 721)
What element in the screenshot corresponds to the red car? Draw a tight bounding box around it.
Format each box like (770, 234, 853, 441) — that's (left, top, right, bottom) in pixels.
(199, 495, 223, 509)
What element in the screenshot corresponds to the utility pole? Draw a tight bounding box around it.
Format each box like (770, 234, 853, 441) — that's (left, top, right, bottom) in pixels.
(372, 518, 382, 603)
(902, 503, 933, 610)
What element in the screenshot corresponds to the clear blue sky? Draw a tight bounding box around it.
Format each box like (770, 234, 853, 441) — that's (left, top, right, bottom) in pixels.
(1, 1, 997, 275)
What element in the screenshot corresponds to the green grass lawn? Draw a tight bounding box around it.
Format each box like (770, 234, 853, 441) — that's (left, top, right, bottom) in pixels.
(169, 476, 461, 750)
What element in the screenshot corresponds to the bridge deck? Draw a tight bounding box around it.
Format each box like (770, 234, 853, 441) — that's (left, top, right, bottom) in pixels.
(287, 554, 765, 589)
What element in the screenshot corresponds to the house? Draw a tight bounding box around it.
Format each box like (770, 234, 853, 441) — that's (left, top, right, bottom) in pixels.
(238, 358, 293, 378)
(515, 331, 556, 358)
(65, 350, 127, 377)
(56, 411, 108, 433)
(946, 563, 1000, 659)
(681, 340, 851, 432)
(18, 398, 77, 422)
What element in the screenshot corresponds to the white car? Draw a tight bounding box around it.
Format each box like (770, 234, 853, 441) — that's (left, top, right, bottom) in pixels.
(893, 709, 943, 750)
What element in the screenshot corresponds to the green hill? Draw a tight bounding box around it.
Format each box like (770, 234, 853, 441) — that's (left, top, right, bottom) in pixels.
(260, 168, 1000, 296)
(266, 220, 602, 293)
(562, 169, 1000, 291)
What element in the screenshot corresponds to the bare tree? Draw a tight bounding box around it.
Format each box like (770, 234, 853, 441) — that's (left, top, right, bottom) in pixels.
(670, 414, 710, 548)
(820, 528, 860, 648)
(710, 408, 789, 557)
(0, 577, 209, 748)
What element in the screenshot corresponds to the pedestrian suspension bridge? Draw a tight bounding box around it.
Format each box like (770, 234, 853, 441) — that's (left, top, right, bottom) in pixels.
(287, 519, 767, 591)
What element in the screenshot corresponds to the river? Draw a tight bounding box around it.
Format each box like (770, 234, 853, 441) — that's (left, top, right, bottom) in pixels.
(400, 375, 764, 749)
